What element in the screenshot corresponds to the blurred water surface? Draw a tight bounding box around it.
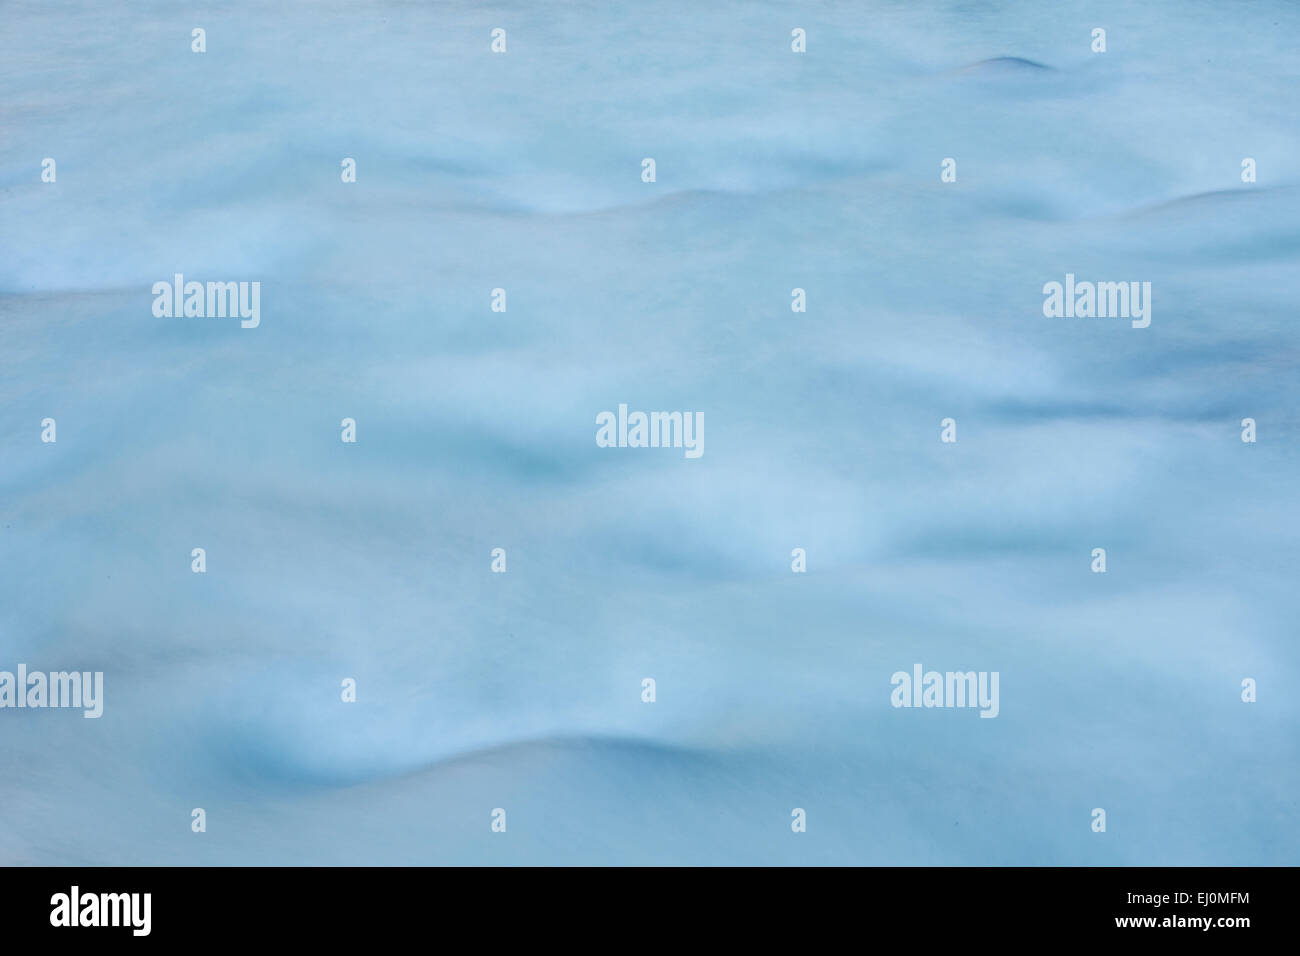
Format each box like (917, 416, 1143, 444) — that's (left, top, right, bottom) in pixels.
(1, 1, 1297, 864)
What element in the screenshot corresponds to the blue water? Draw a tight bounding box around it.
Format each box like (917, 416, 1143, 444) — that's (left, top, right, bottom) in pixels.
(1, 0, 1297, 864)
